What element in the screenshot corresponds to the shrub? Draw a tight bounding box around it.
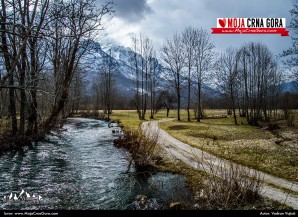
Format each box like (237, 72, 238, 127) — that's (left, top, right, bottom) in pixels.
(114, 127, 159, 172)
(193, 151, 263, 209)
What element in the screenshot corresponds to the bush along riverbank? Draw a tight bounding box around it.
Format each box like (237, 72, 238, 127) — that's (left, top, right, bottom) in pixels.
(113, 129, 191, 210)
(113, 120, 292, 210)
(114, 129, 162, 173)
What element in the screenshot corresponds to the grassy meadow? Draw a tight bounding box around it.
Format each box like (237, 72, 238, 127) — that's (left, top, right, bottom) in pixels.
(111, 109, 298, 182)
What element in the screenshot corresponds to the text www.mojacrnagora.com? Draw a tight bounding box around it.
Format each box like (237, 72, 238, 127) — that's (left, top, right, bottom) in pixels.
(3, 212, 58, 216)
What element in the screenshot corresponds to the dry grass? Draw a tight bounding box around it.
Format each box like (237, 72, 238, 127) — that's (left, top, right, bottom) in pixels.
(111, 109, 292, 209)
(110, 109, 198, 130)
(110, 109, 298, 181)
(165, 119, 272, 141)
(159, 118, 298, 181)
(114, 128, 160, 172)
(193, 154, 263, 209)
(110, 110, 145, 130)
(155, 145, 289, 210)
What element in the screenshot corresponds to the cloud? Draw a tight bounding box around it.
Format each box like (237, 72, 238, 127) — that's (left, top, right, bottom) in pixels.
(102, 0, 294, 55)
(98, 0, 153, 22)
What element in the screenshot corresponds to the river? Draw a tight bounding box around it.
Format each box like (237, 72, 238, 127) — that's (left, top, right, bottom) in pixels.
(0, 118, 189, 210)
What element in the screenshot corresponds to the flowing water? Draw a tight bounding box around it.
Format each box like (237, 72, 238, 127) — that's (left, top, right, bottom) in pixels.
(0, 118, 189, 210)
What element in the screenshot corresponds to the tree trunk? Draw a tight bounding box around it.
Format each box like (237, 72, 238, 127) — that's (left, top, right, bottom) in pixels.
(177, 71, 181, 121)
(230, 84, 237, 125)
(43, 85, 69, 132)
(19, 54, 26, 135)
(187, 67, 191, 122)
(27, 45, 38, 138)
(197, 79, 201, 122)
(9, 74, 18, 135)
(177, 90, 181, 121)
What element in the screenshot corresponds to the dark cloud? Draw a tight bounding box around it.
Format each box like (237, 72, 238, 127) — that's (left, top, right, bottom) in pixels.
(103, 0, 294, 56)
(98, 0, 153, 22)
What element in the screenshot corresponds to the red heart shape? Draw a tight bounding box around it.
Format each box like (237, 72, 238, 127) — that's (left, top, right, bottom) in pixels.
(219, 18, 226, 28)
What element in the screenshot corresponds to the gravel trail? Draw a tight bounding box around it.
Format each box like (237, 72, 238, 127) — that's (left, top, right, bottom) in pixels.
(141, 119, 298, 209)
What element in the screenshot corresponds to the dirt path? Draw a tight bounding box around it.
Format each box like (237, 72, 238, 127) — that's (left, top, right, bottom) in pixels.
(141, 119, 298, 209)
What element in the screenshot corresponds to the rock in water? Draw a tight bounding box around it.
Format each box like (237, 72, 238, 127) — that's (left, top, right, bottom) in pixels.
(126, 195, 167, 210)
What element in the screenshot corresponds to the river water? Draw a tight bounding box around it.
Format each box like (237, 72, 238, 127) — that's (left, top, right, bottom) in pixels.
(0, 118, 189, 210)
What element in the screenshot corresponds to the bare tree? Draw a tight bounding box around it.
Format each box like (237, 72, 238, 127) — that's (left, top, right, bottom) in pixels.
(130, 33, 153, 120)
(213, 42, 281, 126)
(43, 0, 113, 132)
(67, 67, 86, 115)
(95, 49, 117, 120)
(193, 28, 215, 122)
(239, 43, 280, 125)
(161, 32, 185, 121)
(155, 90, 176, 117)
(215, 47, 240, 125)
(26, 0, 50, 137)
(130, 35, 141, 119)
(149, 51, 159, 119)
(92, 79, 100, 112)
(0, 0, 50, 137)
(141, 36, 153, 120)
(0, 0, 114, 148)
(182, 27, 196, 122)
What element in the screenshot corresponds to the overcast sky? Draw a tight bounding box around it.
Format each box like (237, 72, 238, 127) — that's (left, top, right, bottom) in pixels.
(97, 0, 294, 55)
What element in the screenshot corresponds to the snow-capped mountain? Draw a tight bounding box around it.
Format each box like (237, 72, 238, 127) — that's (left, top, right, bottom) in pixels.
(81, 42, 163, 97)
(281, 80, 298, 93)
(80, 41, 220, 99)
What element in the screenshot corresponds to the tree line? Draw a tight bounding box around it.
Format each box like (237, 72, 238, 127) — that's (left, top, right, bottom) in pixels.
(123, 2, 298, 124)
(84, 1, 298, 125)
(0, 0, 113, 144)
(1, 0, 297, 147)
(123, 29, 289, 126)
(215, 43, 281, 126)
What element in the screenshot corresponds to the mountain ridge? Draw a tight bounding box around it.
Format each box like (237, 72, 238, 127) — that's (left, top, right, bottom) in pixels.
(81, 42, 221, 99)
